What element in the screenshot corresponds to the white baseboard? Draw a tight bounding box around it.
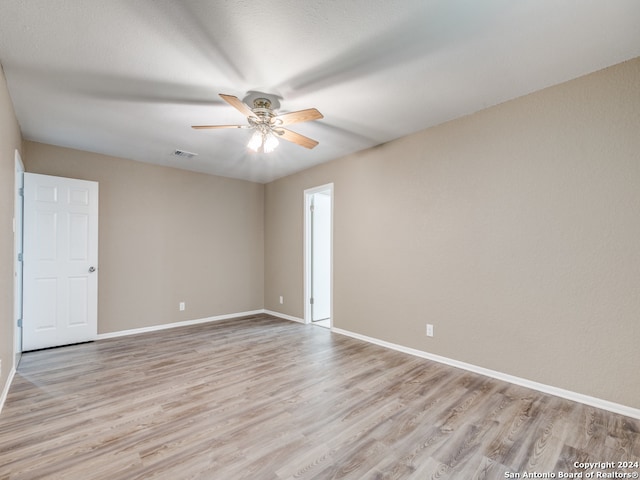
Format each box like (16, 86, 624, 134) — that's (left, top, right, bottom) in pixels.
(332, 327, 640, 420)
(0, 366, 17, 415)
(263, 310, 305, 324)
(96, 309, 265, 340)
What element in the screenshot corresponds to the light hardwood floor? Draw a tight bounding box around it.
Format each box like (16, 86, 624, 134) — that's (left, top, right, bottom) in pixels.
(1, 314, 638, 479)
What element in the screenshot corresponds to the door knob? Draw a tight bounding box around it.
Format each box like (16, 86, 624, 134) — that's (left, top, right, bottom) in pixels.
(89, 266, 96, 273)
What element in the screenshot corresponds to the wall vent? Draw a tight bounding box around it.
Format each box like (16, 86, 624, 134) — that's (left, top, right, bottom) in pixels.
(172, 149, 198, 159)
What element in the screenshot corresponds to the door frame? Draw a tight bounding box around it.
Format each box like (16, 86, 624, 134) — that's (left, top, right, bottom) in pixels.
(304, 183, 334, 326)
(13, 150, 24, 367)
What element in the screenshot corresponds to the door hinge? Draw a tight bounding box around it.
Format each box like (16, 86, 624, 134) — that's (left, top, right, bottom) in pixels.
(310, 297, 314, 305)
(310, 204, 315, 212)
(19, 187, 24, 196)
(18, 253, 23, 262)
(17, 318, 22, 328)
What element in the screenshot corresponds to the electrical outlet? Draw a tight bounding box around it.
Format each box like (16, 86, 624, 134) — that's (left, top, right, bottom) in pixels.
(279, 296, 284, 304)
(179, 302, 185, 311)
(426, 324, 434, 337)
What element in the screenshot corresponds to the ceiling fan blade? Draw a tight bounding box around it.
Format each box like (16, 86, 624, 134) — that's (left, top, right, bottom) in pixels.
(191, 124, 245, 129)
(274, 108, 323, 126)
(277, 128, 319, 149)
(219, 93, 256, 118)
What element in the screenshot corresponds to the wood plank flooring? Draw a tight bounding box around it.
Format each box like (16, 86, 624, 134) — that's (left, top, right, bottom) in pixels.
(1, 314, 638, 479)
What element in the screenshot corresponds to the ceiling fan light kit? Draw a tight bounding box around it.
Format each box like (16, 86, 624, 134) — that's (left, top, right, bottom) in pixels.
(262, 132, 280, 153)
(248, 128, 280, 153)
(192, 93, 323, 153)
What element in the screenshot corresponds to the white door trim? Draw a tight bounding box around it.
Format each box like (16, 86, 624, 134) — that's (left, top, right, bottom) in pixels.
(304, 183, 334, 326)
(13, 150, 24, 367)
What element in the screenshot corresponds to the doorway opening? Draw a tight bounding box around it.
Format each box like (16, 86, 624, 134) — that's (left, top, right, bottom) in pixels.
(304, 184, 333, 329)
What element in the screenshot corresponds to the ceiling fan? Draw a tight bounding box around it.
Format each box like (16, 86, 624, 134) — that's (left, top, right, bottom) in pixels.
(192, 93, 323, 152)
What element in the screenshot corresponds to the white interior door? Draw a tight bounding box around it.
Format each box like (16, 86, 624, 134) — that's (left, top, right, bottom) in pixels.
(23, 173, 99, 351)
(311, 192, 331, 321)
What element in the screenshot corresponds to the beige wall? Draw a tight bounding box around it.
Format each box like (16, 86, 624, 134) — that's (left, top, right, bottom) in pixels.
(24, 142, 264, 334)
(265, 58, 640, 409)
(0, 65, 22, 393)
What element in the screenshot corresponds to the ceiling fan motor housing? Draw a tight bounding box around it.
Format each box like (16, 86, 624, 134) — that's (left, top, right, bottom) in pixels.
(251, 98, 276, 122)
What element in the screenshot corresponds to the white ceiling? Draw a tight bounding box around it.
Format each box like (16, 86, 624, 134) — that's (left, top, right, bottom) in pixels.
(1, 1, 639, 183)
